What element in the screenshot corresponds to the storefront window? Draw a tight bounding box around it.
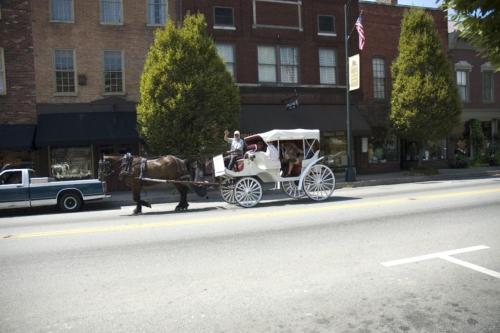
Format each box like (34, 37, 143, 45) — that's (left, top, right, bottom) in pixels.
(422, 139, 447, 160)
(368, 136, 398, 164)
(321, 132, 347, 168)
(50, 147, 92, 179)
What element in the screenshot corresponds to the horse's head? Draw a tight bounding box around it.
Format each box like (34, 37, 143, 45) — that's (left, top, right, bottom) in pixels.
(98, 155, 121, 181)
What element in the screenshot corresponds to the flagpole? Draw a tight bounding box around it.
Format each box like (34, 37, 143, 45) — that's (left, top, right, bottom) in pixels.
(344, 2, 356, 182)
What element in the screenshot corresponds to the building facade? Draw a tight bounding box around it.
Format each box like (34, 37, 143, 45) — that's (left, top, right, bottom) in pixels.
(28, 0, 180, 187)
(0, 0, 37, 169)
(449, 31, 500, 158)
(180, 0, 370, 171)
(357, 0, 449, 172)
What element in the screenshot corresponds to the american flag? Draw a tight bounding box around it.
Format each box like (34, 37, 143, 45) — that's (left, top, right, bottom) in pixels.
(355, 15, 365, 51)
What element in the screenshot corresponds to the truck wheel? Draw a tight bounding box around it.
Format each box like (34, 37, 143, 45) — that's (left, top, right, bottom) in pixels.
(58, 192, 82, 212)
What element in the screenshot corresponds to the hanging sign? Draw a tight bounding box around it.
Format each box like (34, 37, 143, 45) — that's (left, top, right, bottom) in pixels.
(349, 54, 360, 91)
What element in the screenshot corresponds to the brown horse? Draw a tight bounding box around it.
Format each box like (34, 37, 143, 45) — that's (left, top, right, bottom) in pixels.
(99, 154, 206, 214)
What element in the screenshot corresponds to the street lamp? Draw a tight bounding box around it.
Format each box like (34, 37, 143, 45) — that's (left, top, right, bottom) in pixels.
(344, 0, 356, 182)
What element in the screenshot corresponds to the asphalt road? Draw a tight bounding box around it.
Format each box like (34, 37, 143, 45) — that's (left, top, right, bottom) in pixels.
(1, 177, 499, 333)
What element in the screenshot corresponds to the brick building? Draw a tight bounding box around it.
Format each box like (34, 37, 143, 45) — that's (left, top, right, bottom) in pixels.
(0, 0, 37, 169)
(449, 31, 500, 157)
(180, 0, 370, 170)
(29, 0, 183, 182)
(357, 0, 449, 172)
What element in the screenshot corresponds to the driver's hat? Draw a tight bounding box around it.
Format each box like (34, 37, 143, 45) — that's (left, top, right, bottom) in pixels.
(234, 130, 240, 136)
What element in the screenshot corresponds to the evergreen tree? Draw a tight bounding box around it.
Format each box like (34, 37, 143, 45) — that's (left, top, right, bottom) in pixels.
(137, 14, 240, 157)
(390, 9, 461, 165)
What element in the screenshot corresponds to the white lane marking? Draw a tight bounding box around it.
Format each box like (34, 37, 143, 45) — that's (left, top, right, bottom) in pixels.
(381, 245, 489, 266)
(438, 255, 500, 279)
(381, 245, 500, 279)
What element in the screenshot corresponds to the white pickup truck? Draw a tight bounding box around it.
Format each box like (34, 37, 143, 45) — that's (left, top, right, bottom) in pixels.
(0, 168, 109, 212)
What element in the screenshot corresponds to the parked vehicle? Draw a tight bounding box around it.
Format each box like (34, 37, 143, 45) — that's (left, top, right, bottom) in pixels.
(0, 169, 109, 212)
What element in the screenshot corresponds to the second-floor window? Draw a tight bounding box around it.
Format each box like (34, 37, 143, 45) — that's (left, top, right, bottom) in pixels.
(216, 44, 235, 79)
(258, 46, 299, 84)
(101, 0, 122, 24)
(214, 7, 234, 28)
(147, 0, 167, 26)
(50, 0, 73, 22)
(103, 50, 124, 93)
(54, 49, 76, 94)
(0, 48, 5, 95)
(318, 15, 335, 35)
(319, 48, 336, 84)
(482, 70, 494, 102)
(372, 58, 386, 99)
(456, 70, 469, 102)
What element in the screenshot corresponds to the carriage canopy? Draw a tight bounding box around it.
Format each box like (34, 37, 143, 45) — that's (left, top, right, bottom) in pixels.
(247, 129, 320, 143)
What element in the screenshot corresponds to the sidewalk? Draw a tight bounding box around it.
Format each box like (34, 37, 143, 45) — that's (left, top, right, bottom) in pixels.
(104, 166, 500, 207)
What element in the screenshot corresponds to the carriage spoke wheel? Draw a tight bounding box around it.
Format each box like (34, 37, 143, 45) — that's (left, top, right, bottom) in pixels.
(282, 180, 305, 199)
(303, 164, 335, 201)
(234, 177, 262, 208)
(220, 178, 237, 204)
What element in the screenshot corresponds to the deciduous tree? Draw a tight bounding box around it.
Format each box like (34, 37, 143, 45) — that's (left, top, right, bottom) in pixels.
(443, 0, 500, 69)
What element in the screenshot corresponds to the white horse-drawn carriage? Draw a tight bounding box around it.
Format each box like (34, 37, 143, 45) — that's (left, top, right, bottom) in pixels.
(213, 129, 336, 207)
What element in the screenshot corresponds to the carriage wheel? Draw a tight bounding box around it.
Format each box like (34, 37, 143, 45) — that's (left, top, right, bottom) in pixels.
(303, 164, 335, 201)
(220, 178, 237, 204)
(281, 180, 305, 199)
(234, 177, 262, 208)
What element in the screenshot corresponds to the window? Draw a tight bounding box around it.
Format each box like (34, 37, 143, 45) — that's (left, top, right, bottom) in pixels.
(319, 48, 336, 84)
(368, 136, 398, 164)
(257, 46, 298, 84)
(214, 7, 234, 28)
(258, 46, 277, 83)
(103, 51, 124, 93)
(147, 0, 167, 26)
(51, 147, 93, 179)
(482, 70, 494, 102)
(318, 15, 335, 35)
(50, 0, 73, 22)
(372, 58, 385, 99)
(0, 48, 5, 95)
(216, 44, 235, 79)
(54, 49, 76, 94)
(101, 0, 122, 24)
(456, 70, 469, 102)
(280, 47, 299, 83)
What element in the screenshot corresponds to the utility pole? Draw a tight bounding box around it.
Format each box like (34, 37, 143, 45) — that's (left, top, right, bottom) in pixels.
(344, 1, 356, 182)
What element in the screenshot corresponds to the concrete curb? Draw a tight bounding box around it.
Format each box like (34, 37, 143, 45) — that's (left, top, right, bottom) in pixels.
(102, 168, 500, 208)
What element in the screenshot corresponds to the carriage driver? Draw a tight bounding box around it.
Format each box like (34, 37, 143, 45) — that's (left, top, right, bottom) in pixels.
(223, 129, 244, 170)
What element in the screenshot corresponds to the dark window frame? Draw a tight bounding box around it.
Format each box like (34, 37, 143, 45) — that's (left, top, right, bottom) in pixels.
(317, 15, 336, 35)
(213, 6, 234, 27)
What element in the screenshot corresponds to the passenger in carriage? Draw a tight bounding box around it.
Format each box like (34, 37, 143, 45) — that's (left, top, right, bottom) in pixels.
(282, 142, 303, 176)
(223, 129, 244, 170)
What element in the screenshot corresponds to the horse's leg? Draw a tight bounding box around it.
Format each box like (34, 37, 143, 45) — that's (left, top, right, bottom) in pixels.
(132, 184, 142, 215)
(174, 184, 189, 211)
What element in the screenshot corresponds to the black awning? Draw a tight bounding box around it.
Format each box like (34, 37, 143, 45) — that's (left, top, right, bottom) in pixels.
(0, 124, 36, 150)
(35, 111, 140, 147)
(240, 104, 371, 136)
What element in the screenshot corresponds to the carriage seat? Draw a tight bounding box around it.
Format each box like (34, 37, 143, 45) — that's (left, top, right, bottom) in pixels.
(233, 144, 259, 172)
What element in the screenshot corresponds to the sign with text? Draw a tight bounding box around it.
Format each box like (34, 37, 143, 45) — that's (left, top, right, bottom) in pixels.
(349, 54, 360, 91)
